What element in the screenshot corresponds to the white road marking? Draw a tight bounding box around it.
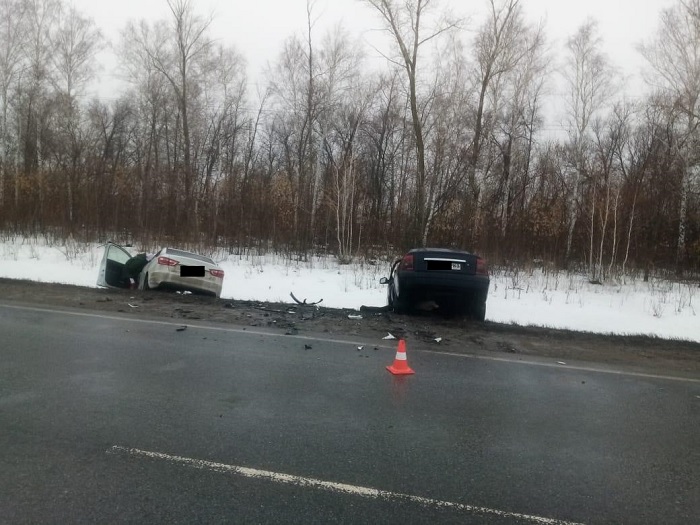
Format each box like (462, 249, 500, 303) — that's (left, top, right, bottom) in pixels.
(108, 445, 583, 525)
(1, 303, 698, 384)
(425, 349, 700, 383)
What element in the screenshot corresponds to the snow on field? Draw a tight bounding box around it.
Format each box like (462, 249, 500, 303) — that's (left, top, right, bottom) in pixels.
(0, 237, 698, 343)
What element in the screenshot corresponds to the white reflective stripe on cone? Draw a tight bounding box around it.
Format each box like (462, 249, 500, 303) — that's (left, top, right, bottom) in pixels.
(395, 353, 407, 361)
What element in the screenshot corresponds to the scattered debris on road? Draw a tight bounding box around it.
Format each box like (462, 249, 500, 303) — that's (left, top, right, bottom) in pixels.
(176, 325, 187, 332)
(434, 337, 442, 343)
(290, 292, 323, 306)
(382, 333, 396, 340)
(359, 304, 391, 313)
(253, 304, 286, 314)
(127, 303, 139, 308)
(5, 278, 698, 375)
(348, 314, 363, 320)
(497, 341, 517, 353)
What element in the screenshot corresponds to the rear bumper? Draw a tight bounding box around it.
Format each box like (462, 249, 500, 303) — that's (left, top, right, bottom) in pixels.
(398, 271, 489, 301)
(147, 269, 223, 297)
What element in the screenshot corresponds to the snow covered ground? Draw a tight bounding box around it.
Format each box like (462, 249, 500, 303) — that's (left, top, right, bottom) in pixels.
(0, 236, 698, 343)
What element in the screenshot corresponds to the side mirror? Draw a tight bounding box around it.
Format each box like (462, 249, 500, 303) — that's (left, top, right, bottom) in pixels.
(379, 277, 389, 285)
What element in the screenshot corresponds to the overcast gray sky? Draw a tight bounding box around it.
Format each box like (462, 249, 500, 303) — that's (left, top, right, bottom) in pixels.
(73, 0, 677, 111)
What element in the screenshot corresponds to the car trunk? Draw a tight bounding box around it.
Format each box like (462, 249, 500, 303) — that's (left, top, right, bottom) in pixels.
(412, 250, 478, 275)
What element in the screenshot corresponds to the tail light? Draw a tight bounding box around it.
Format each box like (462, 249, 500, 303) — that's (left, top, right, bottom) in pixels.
(157, 256, 179, 267)
(209, 269, 224, 279)
(400, 254, 414, 271)
(476, 257, 488, 276)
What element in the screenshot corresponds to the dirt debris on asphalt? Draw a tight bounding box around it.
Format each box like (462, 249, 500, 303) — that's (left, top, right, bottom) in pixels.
(1, 277, 698, 375)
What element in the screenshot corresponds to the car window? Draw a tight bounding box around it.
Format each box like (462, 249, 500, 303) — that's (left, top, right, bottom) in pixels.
(107, 245, 131, 265)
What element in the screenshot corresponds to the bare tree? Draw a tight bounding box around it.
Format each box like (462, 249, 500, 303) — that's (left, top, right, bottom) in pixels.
(305, 0, 321, 246)
(120, 19, 171, 228)
(319, 24, 366, 257)
(562, 19, 616, 266)
(358, 0, 457, 244)
(268, 34, 315, 249)
(467, 0, 533, 246)
(358, 69, 406, 243)
(617, 102, 667, 276)
(639, 0, 700, 267)
(86, 97, 135, 235)
(485, 11, 548, 244)
(195, 42, 247, 243)
(138, 0, 215, 235)
(268, 14, 364, 252)
(49, 4, 103, 224)
(325, 74, 374, 261)
(0, 0, 27, 209)
(589, 104, 629, 281)
(164, 0, 213, 177)
(49, 6, 102, 104)
(420, 35, 475, 244)
(17, 0, 61, 213)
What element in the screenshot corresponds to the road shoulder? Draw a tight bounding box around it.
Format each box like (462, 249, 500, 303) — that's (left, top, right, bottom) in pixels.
(1, 277, 698, 377)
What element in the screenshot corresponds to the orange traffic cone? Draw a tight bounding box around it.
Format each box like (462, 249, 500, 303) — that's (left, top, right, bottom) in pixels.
(386, 339, 415, 375)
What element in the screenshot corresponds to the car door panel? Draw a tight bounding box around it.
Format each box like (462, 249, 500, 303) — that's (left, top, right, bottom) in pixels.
(96, 243, 133, 288)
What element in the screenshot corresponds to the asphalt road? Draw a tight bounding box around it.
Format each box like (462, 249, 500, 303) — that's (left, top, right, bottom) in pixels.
(1, 304, 699, 524)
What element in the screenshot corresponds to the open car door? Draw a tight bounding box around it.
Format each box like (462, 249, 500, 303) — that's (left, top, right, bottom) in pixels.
(96, 242, 133, 289)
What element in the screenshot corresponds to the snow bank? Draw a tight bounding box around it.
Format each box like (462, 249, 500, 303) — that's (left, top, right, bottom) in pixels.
(0, 237, 697, 343)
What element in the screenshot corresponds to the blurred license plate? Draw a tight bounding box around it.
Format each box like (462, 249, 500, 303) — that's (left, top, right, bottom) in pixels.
(180, 265, 205, 277)
(451, 262, 461, 270)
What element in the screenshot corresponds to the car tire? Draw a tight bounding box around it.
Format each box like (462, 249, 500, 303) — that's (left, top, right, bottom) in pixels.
(143, 273, 151, 291)
(388, 283, 408, 314)
(471, 298, 486, 322)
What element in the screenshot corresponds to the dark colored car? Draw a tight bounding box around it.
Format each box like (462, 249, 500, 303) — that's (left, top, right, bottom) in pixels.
(380, 248, 490, 320)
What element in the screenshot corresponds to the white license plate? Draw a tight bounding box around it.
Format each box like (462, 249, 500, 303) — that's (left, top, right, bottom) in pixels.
(451, 262, 461, 270)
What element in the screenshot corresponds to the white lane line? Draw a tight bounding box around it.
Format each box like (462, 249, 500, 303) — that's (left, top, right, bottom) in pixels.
(2, 303, 698, 384)
(107, 445, 583, 525)
(425, 350, 700, 384)
(0, 303, 359, 346)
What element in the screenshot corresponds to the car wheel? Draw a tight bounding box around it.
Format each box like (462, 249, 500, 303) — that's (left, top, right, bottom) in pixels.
(143, 273, 151, 291)
(389, 282, 408, 314)
(395, 300, 409, 314)
(471, 298, 486, 322)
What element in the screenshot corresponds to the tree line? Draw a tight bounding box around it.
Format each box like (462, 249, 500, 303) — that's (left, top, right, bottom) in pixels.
(0, 0, 698, 278)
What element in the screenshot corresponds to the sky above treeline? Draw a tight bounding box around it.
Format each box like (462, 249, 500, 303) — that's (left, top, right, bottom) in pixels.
(72, 0, 677, 111)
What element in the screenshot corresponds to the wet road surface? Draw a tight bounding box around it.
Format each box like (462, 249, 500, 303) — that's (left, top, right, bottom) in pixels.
(1, 304, 699, 524)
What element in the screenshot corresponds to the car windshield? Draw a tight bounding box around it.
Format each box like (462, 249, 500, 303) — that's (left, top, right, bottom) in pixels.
(166, 248, 215, 265)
